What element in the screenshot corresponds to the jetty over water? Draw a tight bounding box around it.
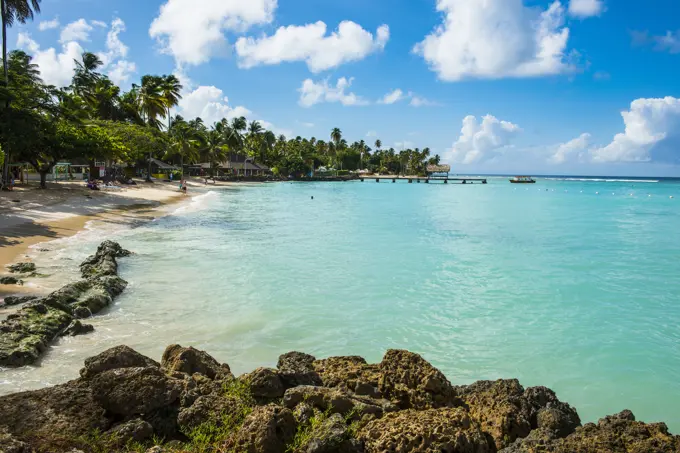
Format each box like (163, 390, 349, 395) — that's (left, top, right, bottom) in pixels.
(361, 166, 486, 184)
(359, 176, 487, 184)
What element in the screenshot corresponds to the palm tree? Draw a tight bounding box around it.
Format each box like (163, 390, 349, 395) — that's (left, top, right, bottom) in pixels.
(72, 52, 103, 100)
(167, 118, 200, 178)
(331, 127, 342, 148)
(2, 0, 40, 88)
(375, 139, 381, 152)
(160, 74, 182, 130)
(133, 75, 166, 180)
(1, 0, 41, 184)
(202, 127, 228, 177)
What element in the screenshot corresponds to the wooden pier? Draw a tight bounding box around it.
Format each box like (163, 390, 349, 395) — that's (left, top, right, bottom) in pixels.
(359, 176, 487, 184)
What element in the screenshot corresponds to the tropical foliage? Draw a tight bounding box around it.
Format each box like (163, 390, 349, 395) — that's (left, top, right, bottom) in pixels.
(0, 44, 441, 188)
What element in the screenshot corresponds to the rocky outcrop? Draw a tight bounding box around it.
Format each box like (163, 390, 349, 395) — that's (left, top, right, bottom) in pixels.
(7, 263, 36, 274)
(0, 241, 131, 368)
(500, 410, 680, 453)
(359, 407, 495, 453)
(277, 351, 323, 388)
(161, 344, 232, 380)
(0, 276, 23, 285)
(455, 379, 581, 450)
(0, 346, 677, 453)
(379, 349, 462, 410)
(2, 295, 38, 307)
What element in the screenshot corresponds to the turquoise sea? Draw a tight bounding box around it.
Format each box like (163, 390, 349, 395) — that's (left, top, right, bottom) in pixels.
(2, 176, 680, 431)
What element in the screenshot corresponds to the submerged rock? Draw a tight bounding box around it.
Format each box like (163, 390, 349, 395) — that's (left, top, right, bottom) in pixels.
(2, 295, 38, 307)
(0, 276, 23, 285)
(0, 241, 131, 367)
(60, 320, 94, 337)
(79, 240, 131, 278)
(7, 263, 36, 274)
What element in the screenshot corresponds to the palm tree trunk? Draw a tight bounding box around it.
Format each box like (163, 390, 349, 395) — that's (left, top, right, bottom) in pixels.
(1, 0, 10, 187)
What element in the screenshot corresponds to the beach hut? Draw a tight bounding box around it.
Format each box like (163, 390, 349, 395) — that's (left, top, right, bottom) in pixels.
(426, 164, 451, 178)
(147, 158, 179, 180)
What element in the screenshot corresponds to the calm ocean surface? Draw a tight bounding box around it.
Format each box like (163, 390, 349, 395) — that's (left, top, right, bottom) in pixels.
(2, 176, 680, 431)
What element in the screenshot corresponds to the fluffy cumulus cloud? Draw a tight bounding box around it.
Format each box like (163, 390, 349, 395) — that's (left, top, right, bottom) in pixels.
(298, 77, 368, 107)
(18, 18, 136, 87)
(38, 18, 60, 31)
(414, 0, 572, 81)
(568, 0, 604, 18)
(178, 86, 252, 125)
(149, 0, 277, 66)
(60, 18, 93, 43)
(591, 97, 680, 163)
(379, 89, 406, 105)
(446, 115, 521, 164)
(550, 133, 591, 163)
(235, 21, 389, 72)
(17, 32, 83, 87)
(98, 18, 136, 84)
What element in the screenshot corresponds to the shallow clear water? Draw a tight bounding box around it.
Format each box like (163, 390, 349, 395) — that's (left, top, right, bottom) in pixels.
(2, 177, 680, 431)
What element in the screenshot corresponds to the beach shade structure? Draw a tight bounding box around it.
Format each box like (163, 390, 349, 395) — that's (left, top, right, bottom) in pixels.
(147, 158, 179, 179)
(426, 164, 451, 178)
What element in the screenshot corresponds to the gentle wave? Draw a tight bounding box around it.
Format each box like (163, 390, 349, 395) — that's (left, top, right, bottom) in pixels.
(544, 178, 660, 183)
(172, 191, 220, 215)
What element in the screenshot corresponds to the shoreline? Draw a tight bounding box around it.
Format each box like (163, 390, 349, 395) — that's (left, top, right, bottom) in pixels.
(0, 179, 243, 298)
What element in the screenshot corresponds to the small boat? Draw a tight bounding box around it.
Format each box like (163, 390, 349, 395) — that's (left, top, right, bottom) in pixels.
(510, 176, 536, 184)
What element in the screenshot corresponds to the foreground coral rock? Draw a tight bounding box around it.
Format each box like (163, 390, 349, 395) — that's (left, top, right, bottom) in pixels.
(0, 346, 677, 453)
(0, 241, 131, 367)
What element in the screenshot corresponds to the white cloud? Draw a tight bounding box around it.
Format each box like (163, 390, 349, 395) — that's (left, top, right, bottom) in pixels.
(366, 131, 377, 137)
(446, 115, 521, 164)
(414, 0, 571, 81)
(257, 120, 293, 138)
(60, 18, 93, 43)
(379, 89, 406, 105)
(409, 95, 439, 107)
(298, 121, 315, 128)
(149, 0, 277, 66)
(550, 133, 591, 164)
(92, 20, 108, 28)
(38, 18, 60, 31)
(178, 85, 252, 125)
(17, 32, 83, 87)
(568, 0, 604, 18)
(108, 60, 137, 85)
(591, 97, 680, 163)
(95, 18, 135, 85)
(298, 77, 368, 107)
(235, 21, 389, 72)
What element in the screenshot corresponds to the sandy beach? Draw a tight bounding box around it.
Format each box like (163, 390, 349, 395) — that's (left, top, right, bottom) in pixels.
(0, 178, 230, 298)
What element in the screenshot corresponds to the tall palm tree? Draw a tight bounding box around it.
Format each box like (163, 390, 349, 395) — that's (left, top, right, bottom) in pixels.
(72, 52, 102, 99)
(202, 127, 228, 177)
(1, 0, 41, 185)
(167, 118, 200, 178)
(2, 0, 40, 87)
(331, 127, 342, 148)
(160, 74, 182, 130)
(375, 139, 381, 152)
(134, 75, 165, 180)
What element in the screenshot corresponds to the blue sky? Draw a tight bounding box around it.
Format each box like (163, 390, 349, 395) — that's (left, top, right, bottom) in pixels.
(8, 0, 680, 176)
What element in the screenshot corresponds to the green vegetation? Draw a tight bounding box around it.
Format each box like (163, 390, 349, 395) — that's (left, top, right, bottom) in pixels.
(0, 1, 440, 187)
(180, 379, 256, 453)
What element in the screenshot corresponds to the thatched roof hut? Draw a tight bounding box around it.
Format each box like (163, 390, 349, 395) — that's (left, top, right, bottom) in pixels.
(426, 164, 451, 175)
